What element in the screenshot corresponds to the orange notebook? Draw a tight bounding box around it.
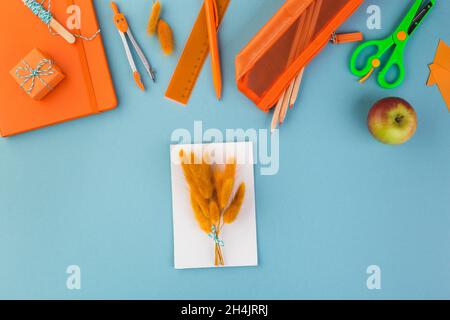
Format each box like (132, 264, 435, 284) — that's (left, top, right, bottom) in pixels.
(0, 0, 117, 137)
(236, 0, 364, 111)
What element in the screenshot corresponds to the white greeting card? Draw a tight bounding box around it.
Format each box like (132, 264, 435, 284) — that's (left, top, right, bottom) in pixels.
(170, 142, 258, 269)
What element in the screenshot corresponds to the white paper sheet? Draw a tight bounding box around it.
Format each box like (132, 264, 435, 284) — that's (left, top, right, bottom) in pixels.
(170, 142, 258, 269)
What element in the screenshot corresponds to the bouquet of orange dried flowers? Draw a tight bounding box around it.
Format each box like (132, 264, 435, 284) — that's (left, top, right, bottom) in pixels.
(179, 149, 246, 267)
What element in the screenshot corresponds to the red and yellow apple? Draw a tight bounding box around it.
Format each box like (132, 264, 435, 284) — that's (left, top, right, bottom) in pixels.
(368, 97, 417, 145)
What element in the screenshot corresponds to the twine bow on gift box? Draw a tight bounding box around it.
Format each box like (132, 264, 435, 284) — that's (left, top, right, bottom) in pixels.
(15, 59, 55, 95)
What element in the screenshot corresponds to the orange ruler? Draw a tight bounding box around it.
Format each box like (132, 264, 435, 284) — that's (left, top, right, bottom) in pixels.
(165, 0, 231, 105)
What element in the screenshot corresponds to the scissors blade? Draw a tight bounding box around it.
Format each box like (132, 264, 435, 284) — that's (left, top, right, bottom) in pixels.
(407, 0, 434, 35)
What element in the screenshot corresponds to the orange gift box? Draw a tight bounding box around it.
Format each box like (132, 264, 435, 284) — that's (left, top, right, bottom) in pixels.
(10, 48, 65, 101)
(0, 0, 117, 137)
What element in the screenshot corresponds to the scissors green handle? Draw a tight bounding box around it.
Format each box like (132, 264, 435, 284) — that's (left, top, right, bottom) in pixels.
(350, 0, 435, 89)
(351, 35, 407, 89)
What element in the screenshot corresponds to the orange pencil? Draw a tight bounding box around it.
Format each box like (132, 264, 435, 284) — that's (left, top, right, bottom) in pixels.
(204, 0, 222, 100)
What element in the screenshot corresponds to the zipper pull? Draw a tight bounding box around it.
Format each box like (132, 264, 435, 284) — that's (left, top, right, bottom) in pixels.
(331, 32, 364, 44)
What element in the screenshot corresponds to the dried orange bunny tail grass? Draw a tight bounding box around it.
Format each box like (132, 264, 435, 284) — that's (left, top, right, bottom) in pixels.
(147, 1, 161, 36)
(195, 167, 214, 200)
(218, 159, 236, 208)
(180, 152, 244, 267)
(196, 175, 213, 200)
(215, 242, 224, 266)
(180, 150, 210, 218)
(191, 194, 212, 233)
(209, 199, 220, 226)
(199, 155, 214, 197)
(223, 183, 246, 224)
(157, 19, 174, 55)
(179, 151, 196, 189)
(183, 151, 213, 200)
(192, 191, 210, 218)
(219, 178, 234, 210)
(213, 166, 223, 196)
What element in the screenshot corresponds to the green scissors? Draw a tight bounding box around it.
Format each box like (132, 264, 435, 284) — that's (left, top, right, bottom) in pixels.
(350, 0, 435, 89)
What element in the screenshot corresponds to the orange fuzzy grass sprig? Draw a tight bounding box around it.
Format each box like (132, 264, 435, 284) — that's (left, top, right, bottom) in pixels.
(179, 149, 246, 267)
(147, 1, 174, 55)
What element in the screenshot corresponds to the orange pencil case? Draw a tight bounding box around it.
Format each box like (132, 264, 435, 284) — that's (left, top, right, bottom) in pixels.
(236, 0, 365, 112)
(0, 0, 117, 137)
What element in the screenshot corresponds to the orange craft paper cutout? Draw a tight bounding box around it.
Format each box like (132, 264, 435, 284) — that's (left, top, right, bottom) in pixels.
(427, 40, 450, 112)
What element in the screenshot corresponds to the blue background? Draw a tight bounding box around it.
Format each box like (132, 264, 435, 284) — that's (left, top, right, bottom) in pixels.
(1, 0, 449, 299)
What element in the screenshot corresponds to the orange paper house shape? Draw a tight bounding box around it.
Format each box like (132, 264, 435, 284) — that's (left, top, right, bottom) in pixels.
(427, 40, 450, 112)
